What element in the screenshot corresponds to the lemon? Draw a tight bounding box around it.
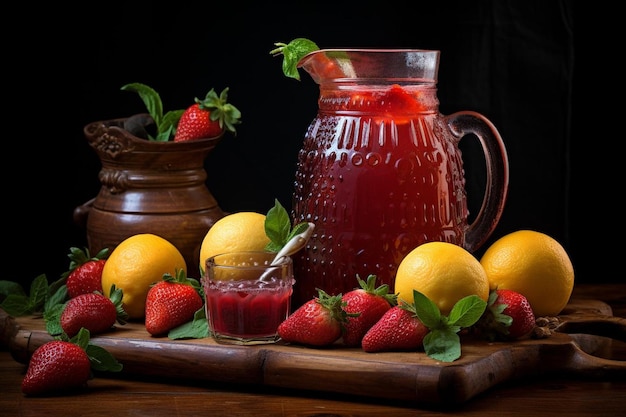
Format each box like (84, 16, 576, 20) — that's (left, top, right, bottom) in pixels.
(394, 242, 489, 315)
(101, 233, 187, 319)
(480, 230, 574, 317)
(199, 212, 270, 273)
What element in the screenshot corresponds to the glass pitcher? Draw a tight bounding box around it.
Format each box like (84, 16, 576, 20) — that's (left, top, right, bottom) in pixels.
(290, 49, 509, 307)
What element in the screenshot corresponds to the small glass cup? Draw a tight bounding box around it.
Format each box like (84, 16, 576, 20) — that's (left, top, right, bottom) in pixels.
(202, 251, 294, 345)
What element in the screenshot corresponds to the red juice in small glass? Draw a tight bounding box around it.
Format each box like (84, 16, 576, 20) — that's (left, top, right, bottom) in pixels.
(203, 251, 294, 345)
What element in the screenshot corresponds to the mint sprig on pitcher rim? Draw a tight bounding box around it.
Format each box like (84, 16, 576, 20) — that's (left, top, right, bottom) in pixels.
(270, 38, 320, 80)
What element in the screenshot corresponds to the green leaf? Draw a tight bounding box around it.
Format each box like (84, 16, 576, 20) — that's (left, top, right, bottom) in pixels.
(270, 38, 320, 80)
(264, 199, 292, 249)
(86, 343, 123, 372)
(121, 83, 164, 125)
(0, 280, 26, 298)
(45, 285, 67, 312)
(0, 274, 52, 317)
(423, 329, 461, 362)
(447, 295, 487, 328)
(0, 294, 34, 317)
(168, 307, 209, 339)
(44, 303, 65, 336)
(29, 274, 50, 312)
(412, 290, 441, 328)
(71, 328, 91, 350)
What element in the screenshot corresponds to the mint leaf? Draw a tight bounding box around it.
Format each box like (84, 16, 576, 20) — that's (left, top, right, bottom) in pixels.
(412, 289, 487, 362)
(86, 343, 123, 372)
(44, 303, 65, 336)
(423, 329, 461, 362)
(270, 38, 320, 80)
(447, 295, 487, 328)
(264, 198, 312, 254)
(264, 199, 292, 249)
(0, 274, 51, 317)
(412, 290, 441, 328)
(121, 83, 164, 126)
(168, 308, 209, 340)
(0, 294, 33, 317)
(0, 280, 26, 298)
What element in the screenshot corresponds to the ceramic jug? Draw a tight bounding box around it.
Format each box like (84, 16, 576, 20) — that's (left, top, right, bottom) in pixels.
(290, 49, 509, 307)
(74, 114, 225, 274)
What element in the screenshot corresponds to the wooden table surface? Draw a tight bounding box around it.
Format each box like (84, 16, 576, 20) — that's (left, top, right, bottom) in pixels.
(1, 283, 625, 417)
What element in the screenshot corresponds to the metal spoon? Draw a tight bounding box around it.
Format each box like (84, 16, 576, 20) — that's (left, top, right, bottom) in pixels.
(259, 222, 315, 280)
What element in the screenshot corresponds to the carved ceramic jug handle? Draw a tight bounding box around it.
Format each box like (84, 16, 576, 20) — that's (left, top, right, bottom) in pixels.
(73, 197, 95, 230)
(446, 111, 510, 253)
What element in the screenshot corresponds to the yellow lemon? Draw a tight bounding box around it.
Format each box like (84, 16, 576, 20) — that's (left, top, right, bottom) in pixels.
(199, 212, 270, 273)
(394, 242, 489, 315)
(480, 230, 574, 317)
(101, 233, 186, 319)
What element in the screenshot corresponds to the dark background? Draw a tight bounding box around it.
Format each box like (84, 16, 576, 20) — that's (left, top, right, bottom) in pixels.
(6, 1, 620, 287)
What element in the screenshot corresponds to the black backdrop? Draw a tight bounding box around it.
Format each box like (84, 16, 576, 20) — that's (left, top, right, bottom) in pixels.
(6, 1, 620, 287)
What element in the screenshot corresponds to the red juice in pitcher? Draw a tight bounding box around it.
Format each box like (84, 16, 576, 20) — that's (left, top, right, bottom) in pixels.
(290, 49, 508, 308)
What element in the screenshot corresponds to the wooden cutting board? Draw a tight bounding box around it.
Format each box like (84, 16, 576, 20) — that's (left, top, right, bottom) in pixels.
(2, 298, 625, 405)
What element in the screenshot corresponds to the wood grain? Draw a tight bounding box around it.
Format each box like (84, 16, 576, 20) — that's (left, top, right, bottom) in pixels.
(2, 295, 625, 406)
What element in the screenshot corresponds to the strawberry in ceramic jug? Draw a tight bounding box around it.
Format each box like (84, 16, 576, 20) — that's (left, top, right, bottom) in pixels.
(174, 87, 241, 142)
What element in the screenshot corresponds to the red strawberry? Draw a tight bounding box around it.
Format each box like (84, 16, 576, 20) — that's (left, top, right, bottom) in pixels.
(341, 274, 397, 347)
(361, 301, 429, 353)
(64, 247, 109, 298)
(173, 87, 241, 142)
(21, 340, 92, 396)
(60, 285, 127, 337)
(476, 289, 536, 340)
(144, 270, 204, 336)
(278, 288, 354, 347)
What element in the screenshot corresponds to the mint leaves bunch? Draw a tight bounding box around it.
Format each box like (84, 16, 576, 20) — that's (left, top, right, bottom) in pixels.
(412, 290, 487, 362)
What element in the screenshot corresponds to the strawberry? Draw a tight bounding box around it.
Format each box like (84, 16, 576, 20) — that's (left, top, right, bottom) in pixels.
(64, 247, 109, 298)
(475, 289, 536, 340)
(341, 274, 397, 347)
(144, 270, 204, 336)
(173, 87, 241, 142)
(277, 288, 355, 347)
(60, 285, 127, 337)
(361, 301, 429, 353)
(21, 340, 91, 396)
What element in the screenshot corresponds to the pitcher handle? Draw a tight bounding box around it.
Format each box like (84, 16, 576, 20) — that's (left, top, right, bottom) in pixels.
(445, 111, 509, 253)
